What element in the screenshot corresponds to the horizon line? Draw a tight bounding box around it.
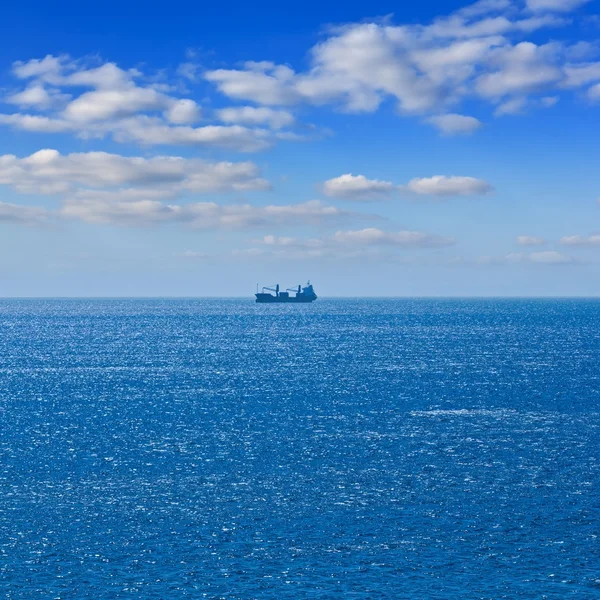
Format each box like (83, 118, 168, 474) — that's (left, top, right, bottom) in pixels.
(2, 295, 600, 300)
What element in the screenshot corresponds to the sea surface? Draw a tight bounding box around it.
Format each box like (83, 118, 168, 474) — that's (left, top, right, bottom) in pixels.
(1, 298, 599, 599)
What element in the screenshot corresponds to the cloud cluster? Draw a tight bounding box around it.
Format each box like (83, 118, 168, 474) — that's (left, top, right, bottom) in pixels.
(0, 149, 271, 196)
(0, 56, 297, 151)
(0, 148, 355, 230)
(2, 0, 597, 148)
(204, 0, 598, 130)
(0, 149, 354, 230)
(250, 227, 455, 258)
(58, 199, 348, 229)
(560, 234, 600, 246)
(322, 173, 493, 199)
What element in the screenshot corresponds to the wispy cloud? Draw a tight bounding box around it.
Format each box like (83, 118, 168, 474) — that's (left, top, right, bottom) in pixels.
(517, 235, 547, 246)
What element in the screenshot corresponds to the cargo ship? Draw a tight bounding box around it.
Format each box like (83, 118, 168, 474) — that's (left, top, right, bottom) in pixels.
(255, 282, 317, 303)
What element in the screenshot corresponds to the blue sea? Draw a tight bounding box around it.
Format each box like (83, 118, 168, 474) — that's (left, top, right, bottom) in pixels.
(1, 298, 599, 599)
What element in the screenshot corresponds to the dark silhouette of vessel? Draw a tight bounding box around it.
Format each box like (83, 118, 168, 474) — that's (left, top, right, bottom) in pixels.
(255, 282, 317, 303)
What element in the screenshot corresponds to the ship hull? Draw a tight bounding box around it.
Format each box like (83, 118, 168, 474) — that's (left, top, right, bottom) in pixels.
(255, 294, 317, 303)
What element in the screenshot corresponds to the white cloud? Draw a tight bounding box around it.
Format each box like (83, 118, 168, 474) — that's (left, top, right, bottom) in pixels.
(250, 227, 455, 258)
(559, 234, 600, 246)
(426, 113, 483, 134)
(261, 235, 325, 248)
(322, 174, 395, 200)
(402, 175, 493, 196)
(0, 149, 360, 232)
(164, 99, 201, 124)
(588, 82, 600, 101)
(59, 199, 348, 229)
(0, 113, 74, 133)
(525, 0, 591, 12)
(495, 96, 528, 115)
(332, 228, 455, 247)
(176, 62, 199, 81)
(12, 55, 67, 80)
(205, 64, 301, 106)
(0, 149, 271, 195)
(476, 42, 563, 99)
(3, 1, 600, 149)
(0, 56, 297, 152)
(216, 106, 295, 129)
(5, 84, 70, 110)
(63, 88, 172, 122)
(0, 201, 49, 224)
(321, 173, 493, 199)
(111, 117, 273, 151)
(202, 1, 595, 126)
(506, 250, 576, 263)
(562, 62, 600, 87)
(517, 235, 547, 246)
(494, 94, 559, 115)
(0, 112, 276, 152)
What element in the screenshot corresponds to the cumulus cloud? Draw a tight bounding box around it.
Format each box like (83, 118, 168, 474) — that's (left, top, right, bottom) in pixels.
(425, 113, 483, 135)
(0, 56, 299, 152)
(216, 106, 295, 129)
(62, 87, 178, 123)
(0, 148, 359, 231)
(0, 113, 74, 133)
(402, 175, 493, 196)
(4, 2, 600, 149)
(559, 234, 600, 246)
(517, 235, 547, 246)
(476, 42, 564, 99)
(5, 84, 70, 110)
(110, 117, 273, 151)
(205, 63, 301, 106)
(0, 149, 271, 195)
(203, 0, 600, 126)
(322, 174, 395, 200)
(321, 173, 493, 199)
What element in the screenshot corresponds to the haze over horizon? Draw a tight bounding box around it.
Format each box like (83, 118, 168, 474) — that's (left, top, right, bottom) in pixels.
(2, 0, 600, 296)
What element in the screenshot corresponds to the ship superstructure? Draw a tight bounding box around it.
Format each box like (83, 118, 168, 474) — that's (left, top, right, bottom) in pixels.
(255, 282, 317, 303)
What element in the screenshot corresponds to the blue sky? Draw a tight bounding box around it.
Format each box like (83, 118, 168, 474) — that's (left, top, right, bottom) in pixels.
(1, 0, 600, 296)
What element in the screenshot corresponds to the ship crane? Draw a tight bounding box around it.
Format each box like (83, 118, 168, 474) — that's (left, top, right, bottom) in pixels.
(262, 284, 280, 295)
(287, 285, 301, 294)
